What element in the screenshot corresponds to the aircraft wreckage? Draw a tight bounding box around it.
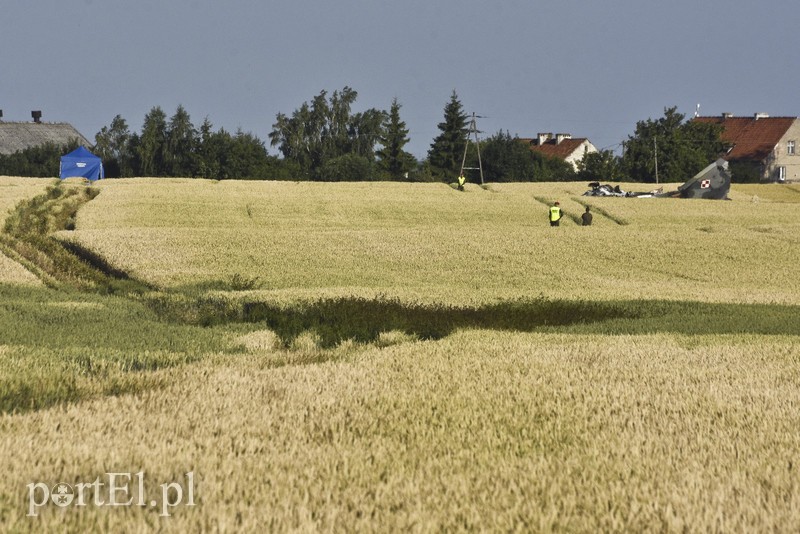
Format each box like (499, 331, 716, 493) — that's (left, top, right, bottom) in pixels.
(584, 158, 731, 200)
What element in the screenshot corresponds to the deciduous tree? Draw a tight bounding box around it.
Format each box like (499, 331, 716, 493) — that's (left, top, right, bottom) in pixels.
(269, 87, 386, 180)
(576, 149, 622, 183)
(622, 106, 725, 182)
(94, 115, 133, 177)
(478, 131, 536, 182)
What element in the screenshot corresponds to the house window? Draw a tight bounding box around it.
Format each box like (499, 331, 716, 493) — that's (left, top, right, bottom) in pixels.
(778, 166, 787, 182)
(788, 140, 796, 155)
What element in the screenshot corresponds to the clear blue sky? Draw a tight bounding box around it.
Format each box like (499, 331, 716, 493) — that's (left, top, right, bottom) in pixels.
(2, 0, 797, 158)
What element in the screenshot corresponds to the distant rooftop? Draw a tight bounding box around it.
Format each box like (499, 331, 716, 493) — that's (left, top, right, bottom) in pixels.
(520, 133, 591, 160)
(693, 114, 797, 162)
(0, 121, 91, 155)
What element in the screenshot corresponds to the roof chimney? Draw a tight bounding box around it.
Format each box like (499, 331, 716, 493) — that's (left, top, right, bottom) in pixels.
(555, 133, 571, 145)
(31, 110, 42, 123)
(754, 112, 769, 120)
(537, 133, 552, 145)
(721, 112, 733, 119)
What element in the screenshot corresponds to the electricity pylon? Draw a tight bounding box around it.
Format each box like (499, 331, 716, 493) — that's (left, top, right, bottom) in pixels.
(459, 112, 485, 185)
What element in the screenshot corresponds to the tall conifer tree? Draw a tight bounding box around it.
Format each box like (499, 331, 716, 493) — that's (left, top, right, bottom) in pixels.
(377, 98, 414, 180)
(138, 106, 168, 176)
(428, 90, 468, 181)
(165, 105, 198, 177)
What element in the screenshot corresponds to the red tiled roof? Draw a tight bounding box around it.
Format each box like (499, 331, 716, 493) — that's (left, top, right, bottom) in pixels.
(520, 137, 589, 160)
(693, 116, 796, 162)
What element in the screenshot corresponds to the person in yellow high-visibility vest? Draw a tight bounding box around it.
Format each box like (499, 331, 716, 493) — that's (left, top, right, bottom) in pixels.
(457, 174, 466, 191)
(549, 201, 563, 227)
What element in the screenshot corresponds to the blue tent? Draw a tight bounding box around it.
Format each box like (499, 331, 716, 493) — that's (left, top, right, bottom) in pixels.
(59, 146, 104, 181)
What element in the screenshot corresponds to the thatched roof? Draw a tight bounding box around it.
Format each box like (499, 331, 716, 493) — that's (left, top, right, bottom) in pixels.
(0, 122, 91, 155)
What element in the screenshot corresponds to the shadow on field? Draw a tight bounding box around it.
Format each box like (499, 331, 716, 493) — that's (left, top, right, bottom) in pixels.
(241, 297, 630, 347)
(148, 293, 800, 348)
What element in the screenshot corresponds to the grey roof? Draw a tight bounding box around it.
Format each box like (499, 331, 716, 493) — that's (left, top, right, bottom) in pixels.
(0, 122, 92, 155)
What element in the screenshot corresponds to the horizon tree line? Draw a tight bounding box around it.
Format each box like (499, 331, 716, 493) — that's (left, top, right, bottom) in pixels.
(0, 91, 734, 183)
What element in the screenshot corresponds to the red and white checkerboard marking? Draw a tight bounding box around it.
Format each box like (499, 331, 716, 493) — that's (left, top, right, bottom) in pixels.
(700, 179, 711, 188)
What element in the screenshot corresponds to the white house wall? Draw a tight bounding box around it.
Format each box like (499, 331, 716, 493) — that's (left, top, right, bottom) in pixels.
(770, 120, 800, 182)
(565, 141, 598, 171)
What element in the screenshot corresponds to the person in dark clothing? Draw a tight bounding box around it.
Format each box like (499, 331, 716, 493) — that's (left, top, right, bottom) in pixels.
(581, 205, 593, 226)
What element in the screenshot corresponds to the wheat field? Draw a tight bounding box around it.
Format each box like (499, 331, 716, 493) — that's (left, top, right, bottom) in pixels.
(1, 177, 799, 532)
(63, 179, 800, 305)
(0, 177, 52, 221)
(0, 177, 50, 286)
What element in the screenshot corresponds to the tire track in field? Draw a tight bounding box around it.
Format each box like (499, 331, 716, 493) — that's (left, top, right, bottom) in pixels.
(570, 196, 629, 226)
(531, 194, 629, 226)
(531, 195, 582, 225)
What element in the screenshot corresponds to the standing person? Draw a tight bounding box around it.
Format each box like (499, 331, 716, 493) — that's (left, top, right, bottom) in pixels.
(549, 201, 563, 227)
(457, 174, 466, 191)
(581, 205, 593, 226)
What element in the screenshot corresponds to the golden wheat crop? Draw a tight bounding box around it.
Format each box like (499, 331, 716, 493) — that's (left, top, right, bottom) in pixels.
(0, 177, 53, 223)
(1, 331, 798, 531)
(0, 177, 52, 285)
(3, 179, 800, 532)
(0, 254, 41, 285)
(730, 183, 800, 202)
(66, 179, 800, 305)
